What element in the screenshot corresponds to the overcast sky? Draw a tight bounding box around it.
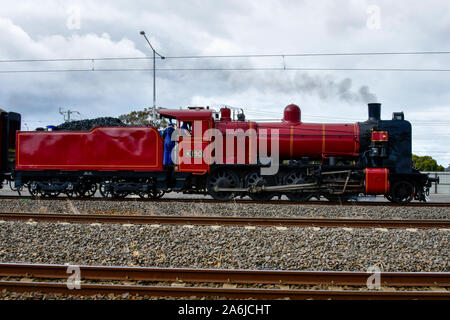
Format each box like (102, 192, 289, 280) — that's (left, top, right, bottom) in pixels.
(0, 0, 449, 166)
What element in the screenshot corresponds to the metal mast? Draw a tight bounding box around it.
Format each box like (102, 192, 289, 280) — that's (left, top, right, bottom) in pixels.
(59, 108, 80, 122)
(140, 31, 165, 123)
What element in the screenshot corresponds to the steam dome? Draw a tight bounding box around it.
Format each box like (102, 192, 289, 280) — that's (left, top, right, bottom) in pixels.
(283, 104, 301, 124)
(220, 108, 231, 121)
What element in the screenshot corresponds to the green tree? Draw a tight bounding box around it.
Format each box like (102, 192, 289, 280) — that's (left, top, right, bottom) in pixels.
(412, 154, 444, 171)
(118, 108, 168, 129)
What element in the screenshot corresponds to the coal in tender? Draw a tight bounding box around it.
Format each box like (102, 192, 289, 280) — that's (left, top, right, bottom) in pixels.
(53, 117, 127, 131)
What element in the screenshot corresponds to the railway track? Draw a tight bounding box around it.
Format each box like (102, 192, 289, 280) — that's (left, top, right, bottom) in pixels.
(1, 212, 449, 229)
(0, 263, 448, 300)
(0, 194, 449, 207)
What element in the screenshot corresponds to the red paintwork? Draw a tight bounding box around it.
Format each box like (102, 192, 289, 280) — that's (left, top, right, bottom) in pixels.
(365, 168, 390, 194)
(158, 104, 360, 168)
(213, 121, 358, 163)
(16, 127, 163, 172)
(220, 108, 231, 122)
(256, 122, 357, 161)
(371, 130, 388, 141)
(216, 104, 358, 163)
(176, 119, 212, 173)
(283, 104, 301, 124)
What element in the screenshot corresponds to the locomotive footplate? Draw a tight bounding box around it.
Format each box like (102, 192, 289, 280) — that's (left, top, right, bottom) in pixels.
(213, 182, 318, 193)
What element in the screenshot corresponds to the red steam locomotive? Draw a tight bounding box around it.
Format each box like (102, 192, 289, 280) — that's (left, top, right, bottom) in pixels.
(0, 103, 437, 203)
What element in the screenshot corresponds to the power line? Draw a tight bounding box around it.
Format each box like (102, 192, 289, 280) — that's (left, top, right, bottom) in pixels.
(2, 67, 450, 74)
(0, 57, 151, 63)
(2, 50, 450, 63)
(165, 51, 450, 59)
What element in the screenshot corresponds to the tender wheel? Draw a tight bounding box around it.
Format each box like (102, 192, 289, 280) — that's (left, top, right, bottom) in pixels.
(65, 183, 82, 199)
(28, 182, 44, 198)
(99, 181, 114, 198)
(100, 181, 128, 199)
(28, 181, 60, 198)
(138, 188, 165, 199)
(283, 170, 313, 202)
(207, 169, 239, 201)
(245, 171, 275, 201)
(389, 181, 415, 204)
(77, 183, 97, 198)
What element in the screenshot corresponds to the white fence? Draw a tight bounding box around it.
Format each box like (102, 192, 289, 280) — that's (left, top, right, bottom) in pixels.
(422, 172, 450, 194)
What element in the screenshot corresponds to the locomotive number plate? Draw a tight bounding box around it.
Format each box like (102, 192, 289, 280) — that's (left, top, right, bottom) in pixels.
(185, 150, 203, 158)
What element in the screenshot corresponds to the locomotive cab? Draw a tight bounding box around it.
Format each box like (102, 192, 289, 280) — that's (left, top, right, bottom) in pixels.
(158, 108, 213, 174)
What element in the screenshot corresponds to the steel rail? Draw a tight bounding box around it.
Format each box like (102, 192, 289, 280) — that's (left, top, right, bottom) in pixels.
(0, 195, 448, 207)
(0, 263, 449, 287)
(0, 212, 448, 229)
(0, 281, 448, 300)
(0, 263, 448, 300)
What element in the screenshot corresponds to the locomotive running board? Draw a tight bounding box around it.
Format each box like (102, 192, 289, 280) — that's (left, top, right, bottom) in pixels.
(214, 182, 318, 193)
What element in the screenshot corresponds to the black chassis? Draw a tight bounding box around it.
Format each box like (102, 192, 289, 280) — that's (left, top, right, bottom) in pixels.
(14, 170, 170, 193)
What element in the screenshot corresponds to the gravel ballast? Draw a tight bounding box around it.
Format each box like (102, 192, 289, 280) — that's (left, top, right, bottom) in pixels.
(0, 291, 206, 300)
(0, 221, 447, 272)
(0, 199, 448, 220)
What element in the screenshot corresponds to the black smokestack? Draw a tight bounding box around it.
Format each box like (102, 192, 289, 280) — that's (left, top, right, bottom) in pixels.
(368, 103, 381, 121)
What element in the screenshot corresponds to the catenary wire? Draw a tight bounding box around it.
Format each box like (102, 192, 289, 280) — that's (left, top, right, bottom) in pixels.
(2, 50, 450, 63)
(1, 67, 450, 73)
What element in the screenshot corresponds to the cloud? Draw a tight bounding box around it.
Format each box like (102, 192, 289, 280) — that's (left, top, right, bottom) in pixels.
(0, 17, 153, 119)
(0, 17, 144, 60)
(0, 1, 449, 166)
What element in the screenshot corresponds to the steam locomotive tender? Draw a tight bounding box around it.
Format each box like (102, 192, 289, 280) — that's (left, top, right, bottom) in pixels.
(0, 103, 438, 204)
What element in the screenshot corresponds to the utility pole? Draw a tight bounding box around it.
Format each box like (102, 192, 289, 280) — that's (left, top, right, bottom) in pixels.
(59, 108, 80, 122)
(140, 31, 165, 123)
